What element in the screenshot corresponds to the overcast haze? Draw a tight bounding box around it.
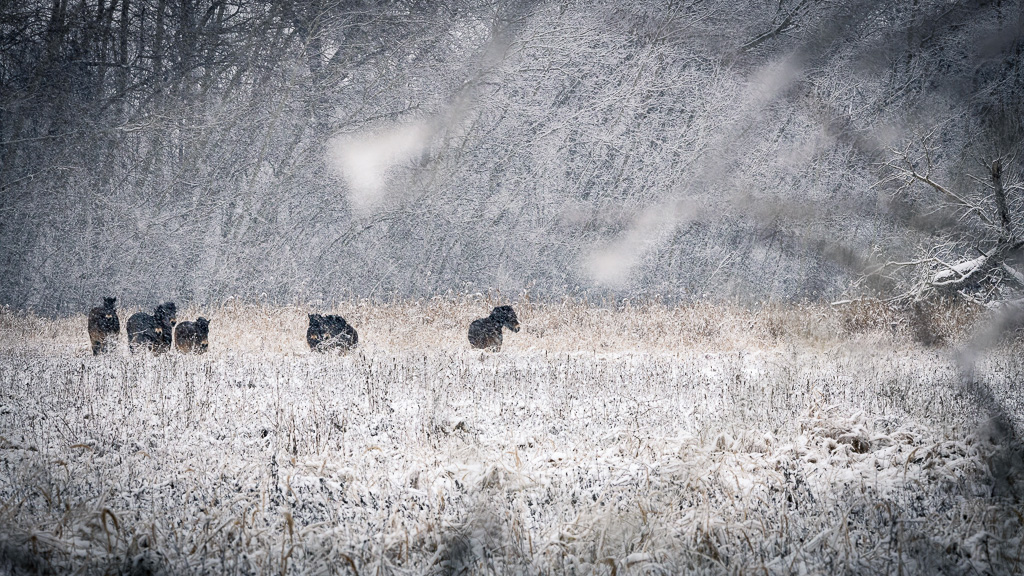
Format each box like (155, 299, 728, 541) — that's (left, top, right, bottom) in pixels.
(3, 4, 1024, 573)
(1, 0, 1021, 313)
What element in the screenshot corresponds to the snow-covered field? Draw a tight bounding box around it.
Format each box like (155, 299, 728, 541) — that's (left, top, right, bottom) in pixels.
(1, 300, 1022, 575)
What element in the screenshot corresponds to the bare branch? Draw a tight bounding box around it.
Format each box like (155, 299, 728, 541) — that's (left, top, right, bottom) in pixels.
(731, 0, 814, 58)
(931, 253, 989, 285)
(1002, 262, 1024, 287)
(906, 169, 996, 227)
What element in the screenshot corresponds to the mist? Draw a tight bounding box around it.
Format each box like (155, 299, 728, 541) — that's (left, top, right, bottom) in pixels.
(3, 3, 1024, 573)
(0, 0, 1021, 313)
(328, 120, 434, 213)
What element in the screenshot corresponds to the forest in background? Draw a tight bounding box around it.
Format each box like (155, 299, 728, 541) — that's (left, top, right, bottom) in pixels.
(1, 0, 1022, 314)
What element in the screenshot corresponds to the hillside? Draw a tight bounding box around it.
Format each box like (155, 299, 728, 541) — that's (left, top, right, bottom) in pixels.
(2, 1, 1021, 312)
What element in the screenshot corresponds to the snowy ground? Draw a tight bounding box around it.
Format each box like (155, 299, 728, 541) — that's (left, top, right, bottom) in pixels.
(1, 300, 1022, 575)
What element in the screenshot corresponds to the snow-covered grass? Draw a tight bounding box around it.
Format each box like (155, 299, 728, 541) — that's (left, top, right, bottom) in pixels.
(0, 299, 1022, 575)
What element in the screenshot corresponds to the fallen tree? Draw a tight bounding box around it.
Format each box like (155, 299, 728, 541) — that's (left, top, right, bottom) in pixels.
(862, 143, 1023, 311)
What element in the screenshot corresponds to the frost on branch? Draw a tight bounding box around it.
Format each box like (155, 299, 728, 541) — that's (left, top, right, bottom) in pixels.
(931, 254, 988, 286)
(866, 151, 1024, 308)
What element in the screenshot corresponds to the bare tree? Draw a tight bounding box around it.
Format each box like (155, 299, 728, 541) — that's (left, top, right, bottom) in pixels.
(865, 141, 1023, 307)
(1, 0, 1022, 312)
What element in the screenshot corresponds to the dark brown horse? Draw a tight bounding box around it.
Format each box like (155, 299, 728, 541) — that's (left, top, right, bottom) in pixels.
(127, 302, 177, 354)
(174, 317, 210, 354)
(87, 297, 119, 355)
(468, 305, 520, 351)
(307, 314, 358, 352)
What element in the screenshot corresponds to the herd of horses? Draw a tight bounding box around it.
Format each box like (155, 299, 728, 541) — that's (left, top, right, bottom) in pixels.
(86, 297, 521, 355)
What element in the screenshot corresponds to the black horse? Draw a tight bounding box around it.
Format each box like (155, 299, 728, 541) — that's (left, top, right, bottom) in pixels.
(127, 302, 177, 354)
(87, 296, 120, 355)
(307, 313, 358, 352)
(174, 317, 210, 354)
(468, 305, 520, 351)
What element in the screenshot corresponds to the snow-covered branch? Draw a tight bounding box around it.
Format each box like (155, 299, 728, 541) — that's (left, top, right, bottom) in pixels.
(889, 155, 999, 229)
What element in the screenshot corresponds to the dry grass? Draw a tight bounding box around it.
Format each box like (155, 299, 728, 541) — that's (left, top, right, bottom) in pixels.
(3, 296, 983, 358)
(0, 299, 1021, 575)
